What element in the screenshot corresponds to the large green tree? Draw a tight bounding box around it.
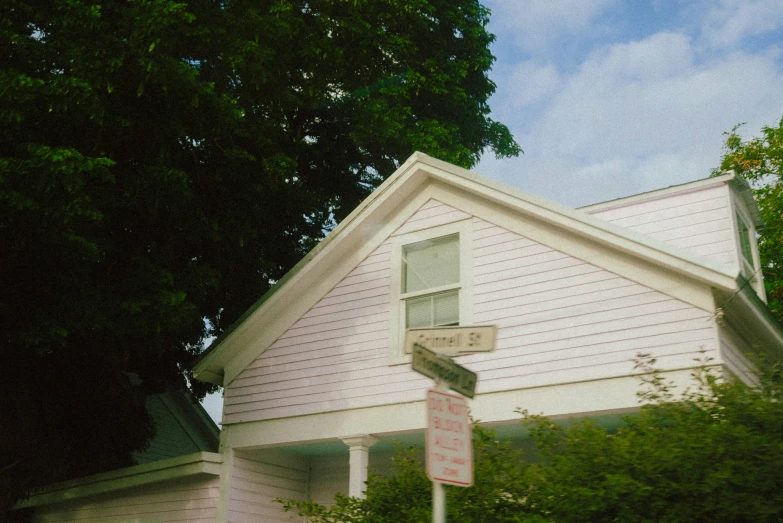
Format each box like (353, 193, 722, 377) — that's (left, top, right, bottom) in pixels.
(717, 117, 783, 322)
(0, 0, 519, 511)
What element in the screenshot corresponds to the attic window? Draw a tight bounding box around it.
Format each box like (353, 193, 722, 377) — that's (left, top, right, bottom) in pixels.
(736, 213, 753, 267)
(733, 208, 766, 303)
(402, 234, 460, 328)
(388, 219, 473, 364)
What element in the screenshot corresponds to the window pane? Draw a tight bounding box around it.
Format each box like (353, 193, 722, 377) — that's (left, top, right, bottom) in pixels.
(403, 234, 459, 293)
(737, 214, 753, 265)
(406, 295, 433, 329)
(433, 291, 459, 326)
(405, 291, 459, 329)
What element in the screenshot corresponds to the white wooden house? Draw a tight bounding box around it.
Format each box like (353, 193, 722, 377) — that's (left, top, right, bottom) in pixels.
(17, 152, 783, 522)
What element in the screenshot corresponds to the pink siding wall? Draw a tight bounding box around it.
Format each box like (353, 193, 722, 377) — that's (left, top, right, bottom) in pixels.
(32, 475, 219, 523)
(465, 218, 715, 392)
(586, 185, 738, 270)
(222, 236, 426, 424)
(223, 200, 715, 424)
(227, 451, 307, 523)
(392, 198, 471, 235)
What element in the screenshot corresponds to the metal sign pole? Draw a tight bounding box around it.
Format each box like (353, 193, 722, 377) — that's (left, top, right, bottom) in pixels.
(433, 480, 446, 523)
(432, 379, 448, 523)
(419, 350, 477, 523)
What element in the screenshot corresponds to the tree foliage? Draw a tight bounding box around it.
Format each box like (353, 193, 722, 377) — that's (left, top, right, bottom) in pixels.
(717, 117, 783, 322)
(0, 0, 519, 511)
(520, 358, 783, 522)
(283, 358, 783, 522)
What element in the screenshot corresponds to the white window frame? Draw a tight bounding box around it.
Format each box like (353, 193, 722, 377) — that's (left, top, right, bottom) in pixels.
(731, 194, 766, 302)
(735, 211, 754, 273)
(388, 219, 473, 365)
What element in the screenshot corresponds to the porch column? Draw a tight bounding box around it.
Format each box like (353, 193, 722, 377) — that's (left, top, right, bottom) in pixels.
(341, 434, 380, 498)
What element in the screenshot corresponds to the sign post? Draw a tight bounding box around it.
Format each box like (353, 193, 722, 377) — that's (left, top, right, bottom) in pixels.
(411, 340, 480, 523)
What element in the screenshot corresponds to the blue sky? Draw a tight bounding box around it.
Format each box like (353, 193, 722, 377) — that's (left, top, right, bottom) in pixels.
(201, 0, 783, 424)
(476, 0, 783, 207)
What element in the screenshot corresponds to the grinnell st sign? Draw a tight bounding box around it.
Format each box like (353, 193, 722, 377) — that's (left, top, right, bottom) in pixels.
(404, 325, 496, 356)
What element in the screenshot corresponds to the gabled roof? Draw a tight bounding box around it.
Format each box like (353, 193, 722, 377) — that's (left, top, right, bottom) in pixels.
(193, 152, 743, 387)
(133, 388, 220, 464)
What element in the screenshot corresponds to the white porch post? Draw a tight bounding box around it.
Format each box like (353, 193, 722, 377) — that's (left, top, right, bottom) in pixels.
(341, 434, 380, 498)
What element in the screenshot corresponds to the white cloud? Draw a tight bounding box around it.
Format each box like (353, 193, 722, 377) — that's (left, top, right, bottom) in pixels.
(487, 0, 616, 52)
(478, 30, 783, 207)
(495, 61, 562, 117)
(701, 0, 783, 49)
(578, 32, 694, 83)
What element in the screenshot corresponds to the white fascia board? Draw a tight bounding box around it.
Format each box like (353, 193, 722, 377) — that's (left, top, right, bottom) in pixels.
(16, 452, 223, 509)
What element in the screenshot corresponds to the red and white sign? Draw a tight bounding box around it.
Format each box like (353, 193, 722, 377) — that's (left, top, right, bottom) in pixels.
(426, 389, 473, 486)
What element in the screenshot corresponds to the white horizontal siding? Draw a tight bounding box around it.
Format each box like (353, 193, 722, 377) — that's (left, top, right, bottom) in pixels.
(32, 475, 219, 523)
(224, 204, 717, 424)
(466, 220, 716, 394)
(228, 451, 308, 523)
(224, 226, 426, 424)
(586, 185, 737, 272)
(392, 199, 471, 236)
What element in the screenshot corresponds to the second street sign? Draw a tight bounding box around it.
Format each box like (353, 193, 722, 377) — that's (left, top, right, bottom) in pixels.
(412, 344, 477, 398)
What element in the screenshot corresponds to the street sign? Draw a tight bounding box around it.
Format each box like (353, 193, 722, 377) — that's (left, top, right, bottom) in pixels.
(412, 344, 477, 398)
(426, 389, 473, 486)
(405, 325, 496, 355)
